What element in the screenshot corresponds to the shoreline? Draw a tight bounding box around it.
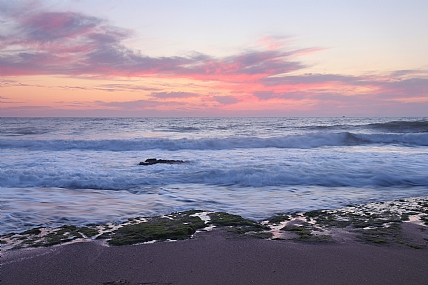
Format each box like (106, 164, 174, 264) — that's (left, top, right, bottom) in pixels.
(2, 227, 428, 285)
(2, 196, 427, 285)
(2, 196, 427, 252)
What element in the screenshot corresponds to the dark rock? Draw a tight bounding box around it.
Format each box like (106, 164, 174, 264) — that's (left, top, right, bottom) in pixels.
(139, 158, 185, 166)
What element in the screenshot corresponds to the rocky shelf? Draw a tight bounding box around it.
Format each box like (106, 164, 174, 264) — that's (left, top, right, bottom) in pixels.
(1, 197, 427, 251)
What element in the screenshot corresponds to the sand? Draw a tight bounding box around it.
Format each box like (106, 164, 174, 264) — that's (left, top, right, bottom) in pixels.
(2, 197, 428, 284)
(2, 228, 428, 285)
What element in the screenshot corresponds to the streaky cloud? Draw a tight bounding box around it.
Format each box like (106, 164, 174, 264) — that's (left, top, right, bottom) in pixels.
(0, 5, 307, 80)
(261, 74, 364, 86)
(213, 96, 241, 105)
(1, 2, 427, 117)
(151, 92, 199, 99)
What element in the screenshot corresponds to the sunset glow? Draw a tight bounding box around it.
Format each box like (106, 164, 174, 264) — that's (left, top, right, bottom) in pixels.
(1, 0, 427, 117)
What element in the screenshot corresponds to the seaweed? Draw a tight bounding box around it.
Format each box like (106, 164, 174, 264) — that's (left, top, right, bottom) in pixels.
(78, 226, 99, 237)
(267, 214, 291, 224)
(41, 225, 83, 247)
(304, 209, 326, 219)
(21, 228, 42, 235)
(280, 224, 313, 240)
(401, 213, 410, 221)
(312, 212, 352, 228)
(420, 215, 428, 225)
(108, 211, 206, 246)
(3, 197, 427, 251)
(208, 212, 258, 227)
(208, 212, 268, 235)
(356, 222, 403, 245)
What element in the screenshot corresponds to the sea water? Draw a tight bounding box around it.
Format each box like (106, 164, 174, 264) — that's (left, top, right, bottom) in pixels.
(1, 117, 427, 234)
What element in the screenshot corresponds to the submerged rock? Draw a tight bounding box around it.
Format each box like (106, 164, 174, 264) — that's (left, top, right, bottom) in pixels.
(139, 158, 185, 166)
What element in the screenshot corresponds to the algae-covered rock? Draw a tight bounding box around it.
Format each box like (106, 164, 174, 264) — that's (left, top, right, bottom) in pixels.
(356, 222, 403, 244)
(107, 211, 206, 246)
(78, 226, 99, 238)
(42, 225, 84, 246)
(208, 212, 258, 227)
(267, 214, 291, 225)
(22, 228, 42, 235)
(208, 212, 268, 234)
(2, 197, 427, 251)
(281, 224, 313, 240)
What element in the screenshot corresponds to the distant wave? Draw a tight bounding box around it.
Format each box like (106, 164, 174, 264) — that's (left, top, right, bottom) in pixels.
(300, 119, 428, 133)
(1, 132, 428, 151)
(0, 127, 49, 136)
(1, 162, 427, 189)
(366, 120, 428, 133)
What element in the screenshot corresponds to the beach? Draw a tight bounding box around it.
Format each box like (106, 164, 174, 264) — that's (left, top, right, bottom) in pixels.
(2, 227, 428, 285)
(2, 197, 427, 285)
(2, 0, 428, 281)
(1, 118, 427, 284)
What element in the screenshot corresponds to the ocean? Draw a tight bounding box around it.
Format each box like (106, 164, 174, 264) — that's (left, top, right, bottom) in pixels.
(1, 117, 427, 235)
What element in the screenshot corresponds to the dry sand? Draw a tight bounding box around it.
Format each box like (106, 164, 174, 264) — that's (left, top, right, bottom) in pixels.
(2, 228, 428, 285)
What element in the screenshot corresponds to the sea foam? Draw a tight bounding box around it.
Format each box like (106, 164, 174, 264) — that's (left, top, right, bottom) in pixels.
(1, 132, 427, 151)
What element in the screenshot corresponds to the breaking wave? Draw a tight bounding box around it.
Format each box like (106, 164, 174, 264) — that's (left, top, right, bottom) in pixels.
(366, 120, 428, 133)
(1, 132, 427, 151)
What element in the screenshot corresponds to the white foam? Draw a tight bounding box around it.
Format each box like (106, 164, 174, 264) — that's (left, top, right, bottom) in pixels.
(1, 132, 428, 152)
(1, 117, 427, 235)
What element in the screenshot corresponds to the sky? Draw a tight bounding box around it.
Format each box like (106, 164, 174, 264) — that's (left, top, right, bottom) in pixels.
(1, 0, 428, 117)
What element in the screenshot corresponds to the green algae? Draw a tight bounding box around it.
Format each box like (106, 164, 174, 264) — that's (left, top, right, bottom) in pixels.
(208, 212, 268, 235)
(104, 211, 270, 246)
(278, 221, 332, 242)
(304, 209, 326, 219)
(2, 197, 427, 251)
(267, 214, 291, 224)
(208, 212, 258, 227)
(11, 225, 98, 248)
(351, 215, 401, 229)
(247, 231, 274, 239)
(106, 211, 206, 246)
(78, 226, 99, 237)
(306, 211, 352, 228)
(281, 224, 313, 240)
(421, 215, 428, 225)
(22, 228, 42, 235)
(96, 232, 113, 240)
(41, 225, 84, 246)
(356, 222, 403, 245)
(401, 213, 410, 221)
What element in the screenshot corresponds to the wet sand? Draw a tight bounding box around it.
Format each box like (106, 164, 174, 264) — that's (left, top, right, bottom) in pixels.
(2, 228, 428, 285)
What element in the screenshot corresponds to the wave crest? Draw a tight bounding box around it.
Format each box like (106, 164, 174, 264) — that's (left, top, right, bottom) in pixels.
(1, 132, 428, 151)
(367, 120, 428, 133)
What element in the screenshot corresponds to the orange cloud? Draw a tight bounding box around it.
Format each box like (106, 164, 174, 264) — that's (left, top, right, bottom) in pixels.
(1, 2, 427, 117)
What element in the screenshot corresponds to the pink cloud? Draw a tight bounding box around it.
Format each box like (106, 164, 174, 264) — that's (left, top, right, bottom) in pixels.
(20, 12, 102, 42)
(97, 100, 172, 110)
(213, 96, 241, 105)
(0, 5, 307, 81)
(1, 3, 427, 117)
(258, 36, 289, 50)
(151, 92, 198, 99)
